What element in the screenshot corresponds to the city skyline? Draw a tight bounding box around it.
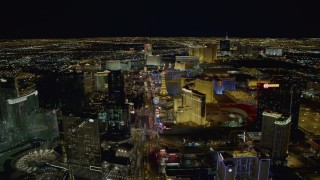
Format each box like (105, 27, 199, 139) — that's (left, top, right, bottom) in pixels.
(0, 37, 320, 179)
(1, 0, 320, 176)
(1, 0, 319, 38)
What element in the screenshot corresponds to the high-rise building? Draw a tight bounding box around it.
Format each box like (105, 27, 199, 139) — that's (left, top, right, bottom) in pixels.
(105, 70, 130, 141)
(94, 71, 109, 91)
(105, 104, 131, 141)
(220, 40, 231, 52)
(36, 74, 60, 109)
(220, 33, 230, 50)
(62, 116, 102, 179)
(261, 111, 291, 165)
(194, 79, 215, 103)
(165, 70, 187, 95)
(146, 55, 162, 66)
(257, 76, 302, 128)
(144, 43, 153, 59)
(26, 109, 59, 141)
(217, 150, 270, 180)
(202, 44, 218, 63)
(0, 90, 39, 151)
(58, 72, 85, 116)
(176, 86, 206, 125)
(220, 33, 231, 56)
(272, 76, 302, 128)
(189, 47, 202, 60)
(84, 71, 94, 94)
(36, 71, 85, 116)
(175, 56, 199, 70)
(108, 70, 125, 105)
(189, 45, 218, 64)
(0, 77, 59, 152)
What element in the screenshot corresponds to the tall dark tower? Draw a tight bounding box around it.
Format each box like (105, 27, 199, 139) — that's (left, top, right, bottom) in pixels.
(106, 70, 130, 141)
(220, 32, 231, 52)
(271, 76, 302, 128)
(36, 74, 60, 109)
(257, 76, 303, 129)
(59, 71, 85, 116)
(261, 111, 291, 165)
(36, 71, 85, 116)
(108, 70, 125, 105)
(105, 103, 131, 140)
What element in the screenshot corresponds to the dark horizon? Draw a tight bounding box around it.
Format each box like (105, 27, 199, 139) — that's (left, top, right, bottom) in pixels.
(1, 0, 319, 39)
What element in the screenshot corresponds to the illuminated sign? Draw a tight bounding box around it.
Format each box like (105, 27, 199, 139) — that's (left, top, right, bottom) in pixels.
(153, 97, 159, 104)
(263, 83, 279, 89)
(0, 78, 7, 82)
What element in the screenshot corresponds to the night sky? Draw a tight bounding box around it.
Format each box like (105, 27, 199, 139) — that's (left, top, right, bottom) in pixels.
(0, 0, 319, 38)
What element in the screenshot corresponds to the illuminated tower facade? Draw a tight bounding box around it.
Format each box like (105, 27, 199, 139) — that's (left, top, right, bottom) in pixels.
(160, 70, 168, 96)
(202, 44, 218, 63)
(62, 116, 102, 179)
(165, 70, 187, 95)
(261, 111, 291, 165)
(217, 151, 270, 180)
(94, 71, 109, 91)
(1, 77, 59, 152)
(177, 87, 206, 125)
(0, 90, 39, 151)
(144, 43, 153, 59)
(194, 79, 215, 103)
(189, 45, 217, 64)
(108, 70, 125, 104)
(106, 70, 130, 141)
(257, 76, 302, 129)
(105, 103, 131, 141)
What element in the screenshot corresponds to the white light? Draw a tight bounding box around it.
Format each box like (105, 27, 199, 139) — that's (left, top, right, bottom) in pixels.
(89, 119, 94, 123)
(228, 169, 232, 172)
(263, 83, 279, 88)
(0, 79, 7, 82)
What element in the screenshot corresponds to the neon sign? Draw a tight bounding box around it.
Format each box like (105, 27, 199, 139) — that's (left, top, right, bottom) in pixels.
(263, 83, 279, 89)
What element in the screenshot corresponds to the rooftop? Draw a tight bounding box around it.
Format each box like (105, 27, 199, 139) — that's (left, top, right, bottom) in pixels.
(225, 90, 255, 101)
(262, 111, 282, 119)
(231, 150, 256, 158)
(219, 150, 257, 160)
